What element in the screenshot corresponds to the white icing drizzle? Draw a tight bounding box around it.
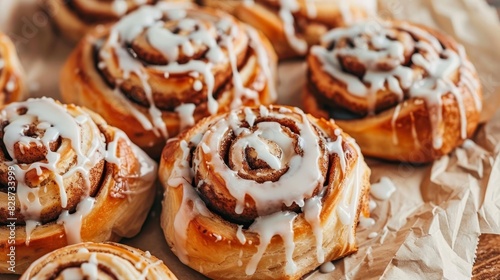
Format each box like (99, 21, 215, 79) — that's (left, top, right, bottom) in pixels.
(198, 109, 324, 216)
(57, 197, 96, 244)
(2, 98, 104, 243)
(5, 78, 16, 92)
(336, 144, 363, 229)
(166, 106, 363, 276)
(312, 21, 481, 148)
(305, 0, 317, 18)
(24, 220, 41, 245)
(370, 176, 396, 201)
(338, 1, 352, 24)
(278, 0, 308, 54)
(326, 133, 346, 174)
(244, 107, 256, 126)
(112, 0, 128, 16)
(223, 35, 259, 109)
(303, 196, 324, 263)
(97, 3, 275, 139)
(80, 253, 99, 280)
(369, 199, 377, 211)
(368, 232, 378, 239)
(213, 233, 222, 242)
(319, 261, 335, 273)
(237, 250, 243, 267)
(175, 103, 196, 130)
(358, 216, 375, 229)
(236, 225, 247, 244)
(246, 211, 298, 276)
(145, 251, 152, 258)
(168, 140, 211, 264)
(61, 268, 85, 279)
(1, 98, 156, 246)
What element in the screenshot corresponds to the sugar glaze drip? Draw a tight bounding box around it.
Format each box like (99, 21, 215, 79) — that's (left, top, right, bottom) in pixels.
(311, 21, 481, 149)
(0, 98, 154, 245)
(166, 106, 367, 276)
(96, 3, 275, 142)
(244, 0, 376, 54)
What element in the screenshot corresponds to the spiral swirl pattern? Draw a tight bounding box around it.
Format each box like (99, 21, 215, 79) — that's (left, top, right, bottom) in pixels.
(21, 242, 177, 280)
(45, 0, 190, 41)
(0, 98, 157, 274)
(160, 105, 370, 279)
(61, 3, 277, 156)
(0, 98, 106, 225)
(199, 0, 377, 58)
(193, 106, 329, 225)
(304, 20, 482, 162)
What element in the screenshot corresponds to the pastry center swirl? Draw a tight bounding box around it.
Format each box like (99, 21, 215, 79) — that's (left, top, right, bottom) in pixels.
(192, 107, 329, 225)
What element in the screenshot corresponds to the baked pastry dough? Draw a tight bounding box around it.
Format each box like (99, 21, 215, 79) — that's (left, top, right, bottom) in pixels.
(0, 98, 157, 274)
(303, 20, 482, 163)
(61, 2, 277, 157)
(0, 32, 24, 106)
(20, 242, 177, 279)
(160, 105, 370, 279)
(199, 0, 377, 59)
(45, 0, 192, 41)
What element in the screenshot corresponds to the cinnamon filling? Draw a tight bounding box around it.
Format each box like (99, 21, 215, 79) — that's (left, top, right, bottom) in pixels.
(194, 110, 329, 226)
(66, 0, 157, 24)
(93, 24, 253, 111)
(0, 101, 108, 225)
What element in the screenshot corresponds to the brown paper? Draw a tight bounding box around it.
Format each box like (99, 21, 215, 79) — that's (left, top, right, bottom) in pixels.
(1, 0, 500, 279)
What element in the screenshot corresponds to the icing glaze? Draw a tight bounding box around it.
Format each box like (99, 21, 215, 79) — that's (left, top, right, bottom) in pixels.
(95, 3, 275, 139)
(247, 0, 376, 54)
(1, 98, 155, 246)
(165, 106, 367, 276)
(312, 21, 481, 149)
(319, 261, 335, 273)
(370, 176, 396, 201)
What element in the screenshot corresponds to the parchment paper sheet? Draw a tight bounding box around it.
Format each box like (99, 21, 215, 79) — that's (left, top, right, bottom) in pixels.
(1, 0, 500, 279)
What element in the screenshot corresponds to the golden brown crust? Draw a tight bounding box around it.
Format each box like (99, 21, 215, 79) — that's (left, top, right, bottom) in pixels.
(0, 99, 157, 274)
(0, 33, 24, 107)
(20, 242, 178, 279)
(44, 0, 191, 42)
(303, 20, 482, 163)
(473, 234, 500, 280)
(199, 0, 376, 59)
(160, 105, 370, 280)
(60, 4, 278, 157)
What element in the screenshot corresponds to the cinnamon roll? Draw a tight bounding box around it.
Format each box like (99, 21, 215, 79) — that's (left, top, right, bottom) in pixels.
(0, 98, 157, 274)
(45, 0, 192, 42)
(160, 105, 370, 279)
(0, 33, 24, 107)
(198, 0, 377, 59)
(61, 3, 278, 157)
(21, 242, 177, 279)
(303, 20, 482, 163)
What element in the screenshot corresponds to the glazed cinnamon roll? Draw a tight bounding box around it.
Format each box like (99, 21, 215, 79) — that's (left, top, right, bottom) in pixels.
(21, 242, 177, 279)
(0, 98, 157, 274)
(303, 20, 482, 163)
(160, 105, 370, 279)
(0, 33, 24, 107)
(61, 3, 278, 157)
(45, 0, 192, 42)
(199, 0, 377, 59)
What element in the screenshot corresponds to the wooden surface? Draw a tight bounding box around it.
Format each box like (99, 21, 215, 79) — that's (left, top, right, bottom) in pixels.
(471, 2, 500, 278)
(473, 234, 500, 279)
